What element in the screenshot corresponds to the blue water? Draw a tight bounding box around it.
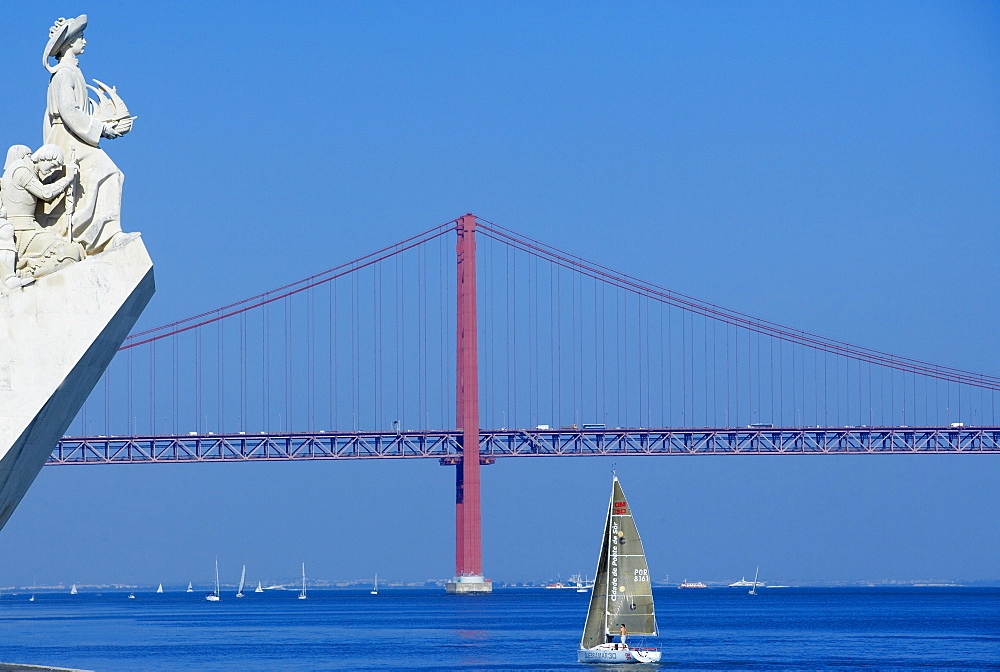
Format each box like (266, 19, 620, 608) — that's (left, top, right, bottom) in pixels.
(0, 588, 997, 671)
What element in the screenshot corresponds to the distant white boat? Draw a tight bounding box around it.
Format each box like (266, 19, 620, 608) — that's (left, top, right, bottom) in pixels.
(186, 582, 193, 593)
(70, 584, 78, 595)
(371, 573, 378, 595)
(127, 591, 135, 599)
(730, 573, 765, 589)
(678, 580, 707, 589)
(749, 566, 760, 596)
(156, 583, 163, 594)
(206, 558, 221, 602)
(254, 581, 264, 593)
(298, 563, 307, 600)
(236, 565, 246, 598)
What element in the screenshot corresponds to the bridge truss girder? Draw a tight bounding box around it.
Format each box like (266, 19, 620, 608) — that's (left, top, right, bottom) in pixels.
(48, 426, 1000, 465)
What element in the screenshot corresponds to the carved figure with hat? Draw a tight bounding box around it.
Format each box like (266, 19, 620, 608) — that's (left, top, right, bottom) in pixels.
(41, 15, 134, 254)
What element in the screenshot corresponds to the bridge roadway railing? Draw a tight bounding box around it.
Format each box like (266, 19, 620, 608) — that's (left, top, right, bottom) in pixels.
(48, 426, 1000, 465)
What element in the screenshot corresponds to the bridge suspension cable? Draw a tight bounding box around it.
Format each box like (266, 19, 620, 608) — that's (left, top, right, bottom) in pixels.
(63, 215, 997, 442)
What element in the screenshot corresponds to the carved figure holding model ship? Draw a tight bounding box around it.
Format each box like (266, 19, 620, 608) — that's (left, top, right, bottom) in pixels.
(42, 14, 134, 254)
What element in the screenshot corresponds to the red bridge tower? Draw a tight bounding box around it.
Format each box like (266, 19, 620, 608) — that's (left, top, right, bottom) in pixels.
(445, 214, 492, 594)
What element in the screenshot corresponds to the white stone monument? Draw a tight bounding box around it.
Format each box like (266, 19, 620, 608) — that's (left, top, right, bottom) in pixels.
(0, 15, 153, 531)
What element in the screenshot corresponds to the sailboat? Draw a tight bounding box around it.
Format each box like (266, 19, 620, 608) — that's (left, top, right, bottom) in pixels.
(749, 565, 760, 596)
(186, 582, 193, 593)
(236, 565, 246, 598)
(371, 573, 378, 595)
(298, 563, 307, 600)
(254, 581, 264, 594)
(70, 584, 78, 595)
(156, 583, 163, 594)
(206, 558, 221, 602)
(578, 476, 661, 664)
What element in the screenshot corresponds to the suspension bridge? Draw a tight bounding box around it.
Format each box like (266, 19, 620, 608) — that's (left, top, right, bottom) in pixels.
(46, 214, 1000, 586)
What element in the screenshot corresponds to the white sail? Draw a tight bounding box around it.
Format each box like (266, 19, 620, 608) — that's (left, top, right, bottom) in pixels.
(236, 565, 246, 597)
(579, 476, 660, 664)
(254, 580, 263, 593)
(186, 582, 193, 593)
(206, 558, 221, 601)
(298, 562, 307, 599)
(371, 573, 378, 595)
(156, 583, 163, 594)
(70, 584, 77, 595)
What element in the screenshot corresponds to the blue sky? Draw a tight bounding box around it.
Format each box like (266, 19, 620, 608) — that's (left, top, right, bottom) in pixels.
(0, 1, 997, 588)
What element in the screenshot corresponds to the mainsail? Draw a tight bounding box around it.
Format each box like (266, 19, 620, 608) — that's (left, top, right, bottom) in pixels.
(580, 477, 657, 649)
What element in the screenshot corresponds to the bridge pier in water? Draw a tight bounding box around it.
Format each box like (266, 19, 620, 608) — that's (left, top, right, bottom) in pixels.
(446, 214, 492, 594)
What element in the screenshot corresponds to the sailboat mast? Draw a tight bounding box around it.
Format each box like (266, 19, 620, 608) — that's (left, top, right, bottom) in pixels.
(603, 479, 615, 638)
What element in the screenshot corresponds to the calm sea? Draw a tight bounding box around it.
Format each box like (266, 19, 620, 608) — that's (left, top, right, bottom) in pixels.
(0, 587, 997, 671)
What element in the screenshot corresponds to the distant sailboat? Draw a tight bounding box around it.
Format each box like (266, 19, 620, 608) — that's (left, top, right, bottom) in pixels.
(298, 563, 307, 600)
(236, 565, 246, 598)
(186, 582, 193, 593)
(371, 573, 378, 595)
(70, 584, 78, 595)
(127, 590, 135, 599)
(749, 566, 760, 596)
(29, 580, 35, 602)
(254, 580, 263, 594)
(206, 558, 221, 602)
(156, 583, 163, 594)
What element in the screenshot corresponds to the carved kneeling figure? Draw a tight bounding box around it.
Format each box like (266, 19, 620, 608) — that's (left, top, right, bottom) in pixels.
(0, 144, 84, 280)
(0, 210, 33, 290)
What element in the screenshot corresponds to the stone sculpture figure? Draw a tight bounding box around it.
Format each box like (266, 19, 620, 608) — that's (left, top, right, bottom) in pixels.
(0, 144, 84, 280)
(0, 208, 33, 291)
(42, 14, 133, 254)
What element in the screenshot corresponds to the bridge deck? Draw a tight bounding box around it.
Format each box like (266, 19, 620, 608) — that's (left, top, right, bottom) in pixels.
(48, 426, 1000, 465)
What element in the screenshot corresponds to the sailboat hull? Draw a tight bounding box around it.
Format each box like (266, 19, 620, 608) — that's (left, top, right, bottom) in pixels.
(578, 644, 661, 664)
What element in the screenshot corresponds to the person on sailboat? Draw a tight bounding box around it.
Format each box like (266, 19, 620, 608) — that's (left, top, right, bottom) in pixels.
(619, 624, 628, 649)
